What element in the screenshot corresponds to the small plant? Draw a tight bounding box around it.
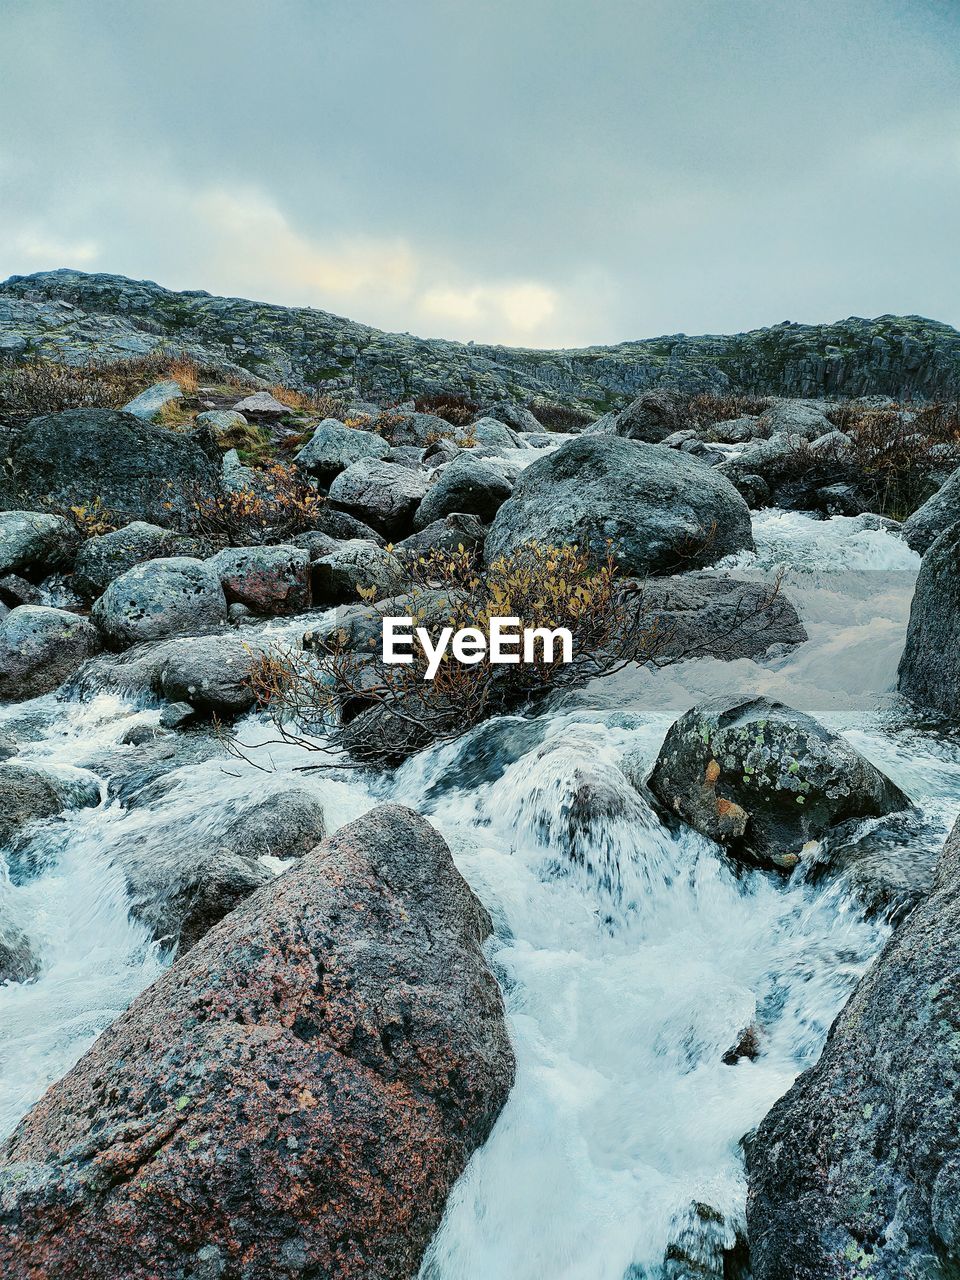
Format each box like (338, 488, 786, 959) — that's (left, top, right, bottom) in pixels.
(61, 497, 118, 539)
(167, 357, 199, 396)
(413, 392, 479, 426)
(183, 464, 325, 547)
(528, 400, 595, 432)
(682, 392, 772, 429)
(0, 352, 229, 416)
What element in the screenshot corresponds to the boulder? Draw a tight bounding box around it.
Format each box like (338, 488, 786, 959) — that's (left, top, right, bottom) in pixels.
(746, 817, 960, 1280)
(209, 544, 311, 615)
(901, 467, 960, 554)
(288, 530, 340, 561)
(385, 410, 457, 447)
(121, 380, 183, 422)
(704, 414, 766, 444)
(231, 390, 290, 417)
(0, 762, 96, 849)
(311, 539, 407, 605)
(468, 417, 523, 452)
(478, 401, 543, 433)
(898, 521, 960, 716)
(0, 511, 79, 577)
(92, 557, 227, 649)
(485, 436, 754, 574)
(0, 805, 515, 1280)
(72, 522, 208, 600)
(0, 605, 101, 701)
(294, 418, 390, 482)
(3, 409, 219, 526)
(310, 505, 386, 546)
(193, 409, 255, 450)
(757, 399, 833, 439)
(328, 458, 429, 539)
(415, 453, 513, 529)
(647, 696, 910, 870)
(613, 388, 686, 442)
(397, 512, 486, 559)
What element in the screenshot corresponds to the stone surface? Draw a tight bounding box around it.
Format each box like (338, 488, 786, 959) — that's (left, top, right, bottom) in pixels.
(294, 418, 390, 482)
(72, 521, 208, 600)
(647, 696, 910, 870)
(311, 539, 406, 605)
(746, 816, 960, 1280)
(121, 380, 183, 421)
(485, 436, 754, 574)
(415, 453, 513, 529)
(613, 388, 685, 442)
(2, 409, 219, 526)
(0, 804, 515, 1280)
(898, 521, 960, 716)
(0, 762, 96, 849)
(0, 605, 101, 701)
(396, 512, 487, 559)
(92, 557, 227, 648)
(193, 409, 254, 451)
(328, 458, 429, 539)
(0, 512, 78, 578)
(0, 910, 40, 985)
(209, 543, 311, 615)
(901, 468, 960, 554)
(231, 390, 290, 417)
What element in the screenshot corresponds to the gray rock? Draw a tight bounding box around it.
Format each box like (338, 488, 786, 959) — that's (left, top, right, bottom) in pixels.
(231, 390, 290, 417)
(383, 445, 426, 469)
(0, 512, 79, 577)
(294, 418, 390, 482)
(396, 512, 486, 559)
(287, 529, 339, 561)
(158, 701, 195, 729)
(746, 816, 960, 1280)
(758, 398, 833, 439)
(414, 454, 512, 529)
(72, 522, 208, 600)
(901, 467, 960, 554)
(121, 380, 183, 422)
(231, 790, 326, 861)
(646, 696, 910, 870)
(328, 458, 429, 539)
(485, 436, 754, 574)
(0, 733, 16, 761)
(0, 575, 42, 608)
(2, 409, 219, 526)
(0, 911, 40, 985)
(311, 539, 406, 605)
(703, 414, 766, 443)
(468, 417, 523, 452)
(0, 762, 97, 849)
(898, 520, 960, 715)
(0, 605, 102, 701)
(613, 388, 685, 442)
(386, 411, 459, 447)
(478, 401, 542, 432)
(193, 409, 251, 449)
(305, 588, 465, 655)
(209, 544, 311, 616)
(91, 557, 227, 649)
(310, 506, 386, 546)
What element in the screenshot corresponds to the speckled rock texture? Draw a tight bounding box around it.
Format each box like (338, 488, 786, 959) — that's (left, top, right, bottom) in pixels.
(414, 453, 513, 529)
(0, 605, 101, 701)
(485, 436, 754, 575)
(899, 520, 960, 715)
(328, 458, 428, 539)
(73, 522, 208, 600)
(647, 696, 910, 870)
(209, 543, 311, 615)
(91, 556, 227, 648)
(0, 512, 79, 577)
(901, 469, 960, 554)
(0, 804, 515, 1280)
(746, 817, 960, 1280)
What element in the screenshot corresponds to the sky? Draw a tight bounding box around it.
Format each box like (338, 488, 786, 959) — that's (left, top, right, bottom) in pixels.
(0, 0, 957, 349)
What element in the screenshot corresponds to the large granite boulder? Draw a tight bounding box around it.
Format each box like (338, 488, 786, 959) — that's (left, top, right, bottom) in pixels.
(3, 409, 219, 526)
(72, 522, 208, 600)
(746, 817, 960, 1280)
(91, 557, 227, 648)
(0, 762, 97, 849)
(485, 436, 754, 573)
(0, 805, 515, 1280)
(209, 543, 311, 615)
(613, 388, 685, 442)
(647, 696, 910, 871)
(328, 458, 429, 539)
(0, 511, 78, 577)
(898, 521, 960, 716)
(901, 468, 960, 554)
(415, 453, 512, 529)
(312, 539, 406, 605)
(0, 605, 101, 701)
(294, 418, 390, 482)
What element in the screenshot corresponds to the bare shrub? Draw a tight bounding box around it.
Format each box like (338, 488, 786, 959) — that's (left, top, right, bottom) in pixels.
(528, 400, 595, 433)
(682, 392, 772, 429)
(0, 353, 225, 416)
(413, 392, 479, 426)
(182, 464, 325, 547)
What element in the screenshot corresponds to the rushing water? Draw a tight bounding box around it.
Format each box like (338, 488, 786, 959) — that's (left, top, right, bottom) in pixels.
(1, 507, 957, 1278)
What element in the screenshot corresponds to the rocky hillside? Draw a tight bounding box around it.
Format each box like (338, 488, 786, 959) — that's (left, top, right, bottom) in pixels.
(2, 270, 959, 407)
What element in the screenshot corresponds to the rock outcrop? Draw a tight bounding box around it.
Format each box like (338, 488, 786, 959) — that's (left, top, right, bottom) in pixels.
(0, 804, 515, 1280)
(746, 817, 960, 1280)
(898, 521, 960, 715)
(901, 469, 960, 554)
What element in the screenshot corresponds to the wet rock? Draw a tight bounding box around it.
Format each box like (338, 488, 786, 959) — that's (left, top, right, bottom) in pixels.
(121, 380, 183, 421)
(92, 556, 227, 648)
(0, 911, 40, 985)
(478, 401, 543, 433)
(468, 416, 523, 452)
(0, 805, 515, 1280)
(647, 696, 911, 871)
(901, 467, 960, 554)
(158, 700, 195, 729)
(209, 543, 311, 615)
(0, 762, 95, 849)
(396, 511, 486, 559)
(312, 539, 406, 605)
(0, 605, 102, 701)
(0, 733, 16, 761)
(231, 390, 290, 417)
(294, 418, 390, 482)
(305, 588, 465, 655)
(0, 511, 79, 577)
(328, 458, 429, 539)
(485, 436, 754, 575)
(72, 521, 208, 600)
(414, 453, 513, 529)
(898, 521, 960, 716)
(746, 816, 960, 1280)
(2, 409, 219, 526)
(613, 388, 685, 443)
(661, 1201, 749, 1280)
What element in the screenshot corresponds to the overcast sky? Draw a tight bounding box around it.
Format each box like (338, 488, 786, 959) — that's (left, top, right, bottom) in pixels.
(1, 0, 957, 348)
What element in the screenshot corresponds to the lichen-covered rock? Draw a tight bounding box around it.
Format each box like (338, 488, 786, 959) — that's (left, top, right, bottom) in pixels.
(121, 380, 183, 421)
(294, 418, 390, 482)
(0, 511, 79, 577)
(193, 409, 255, 450)
(72, 521, 208, 600)
(231, 390, 290, 417)
(312, 538, 406, 605)
(485, 436, 754, 574)
(209, 543, 311, 615)
(898, 520, 960, 716)
(647, 696, 910, 870)
(0, 804, 515, 1280)
(415, 453, 512, 529)
(746, 816, 960, 1280)
(0, 605, 101, 701)
(901, 467, 960, 554)
(91, 556, 227, 648)
(2, 409, 219, 526)
(613, 388, 685, 442)
(396, 511, 486, 559)
(328, 458, 429, 538)
(0, 762, 97, 849)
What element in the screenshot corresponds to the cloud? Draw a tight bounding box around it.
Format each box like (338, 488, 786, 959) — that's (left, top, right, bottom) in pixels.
(419, 281, 559, 341)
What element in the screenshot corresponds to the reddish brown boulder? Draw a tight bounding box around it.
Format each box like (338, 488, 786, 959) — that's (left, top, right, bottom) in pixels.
(0, 804, 514, 1280)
